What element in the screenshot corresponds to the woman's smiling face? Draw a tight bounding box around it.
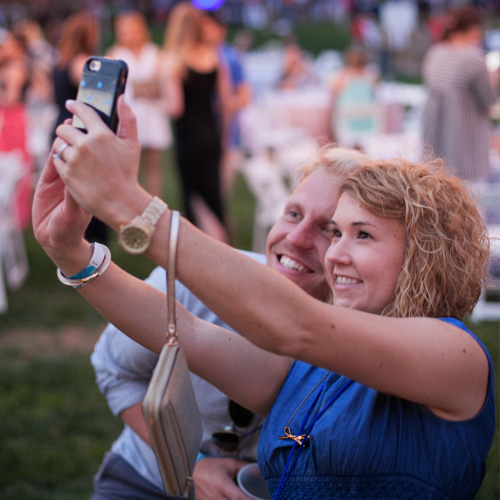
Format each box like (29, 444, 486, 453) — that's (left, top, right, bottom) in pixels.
(325, 192, 407, 315)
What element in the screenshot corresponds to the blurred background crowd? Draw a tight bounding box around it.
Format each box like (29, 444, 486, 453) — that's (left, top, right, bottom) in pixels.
(0, 0, 499, 317)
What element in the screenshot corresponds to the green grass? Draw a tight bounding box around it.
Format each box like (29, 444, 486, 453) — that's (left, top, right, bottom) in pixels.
(227, 21, 352, 56)
(148, 20, 352, 57)
(0, 351, 122, 500)
(469, 319, 500, 500)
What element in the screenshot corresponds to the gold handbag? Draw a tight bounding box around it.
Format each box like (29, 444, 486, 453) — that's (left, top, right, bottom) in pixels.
(143, 210, 202, 498)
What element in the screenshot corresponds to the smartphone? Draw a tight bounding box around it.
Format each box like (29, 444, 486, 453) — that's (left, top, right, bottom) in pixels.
(72, 56, 128, 133)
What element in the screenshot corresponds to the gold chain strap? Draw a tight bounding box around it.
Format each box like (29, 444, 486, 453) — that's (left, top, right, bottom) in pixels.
(166, 210, 180, 346)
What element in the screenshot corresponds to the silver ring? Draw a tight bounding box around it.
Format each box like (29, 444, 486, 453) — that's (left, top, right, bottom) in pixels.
(53, 142, 69, 161)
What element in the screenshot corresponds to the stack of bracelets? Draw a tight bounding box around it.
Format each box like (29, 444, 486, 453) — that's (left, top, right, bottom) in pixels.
(57, 242, 111, 289)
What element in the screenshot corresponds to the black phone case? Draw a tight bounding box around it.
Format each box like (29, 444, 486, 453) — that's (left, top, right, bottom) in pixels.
(73, 57, 128, 133)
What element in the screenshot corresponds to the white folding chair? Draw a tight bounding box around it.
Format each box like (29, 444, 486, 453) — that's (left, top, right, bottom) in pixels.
(363, 130, 422, 162)
(241, 152, 290, 253)
(0, 151, 29, 313)
(471, 225, 500, 321)
(275, 136, 319, 189)
(471, 185, 500, 322)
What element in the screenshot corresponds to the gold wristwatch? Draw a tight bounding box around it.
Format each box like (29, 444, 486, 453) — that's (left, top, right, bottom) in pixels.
(118, 196, 168, 254)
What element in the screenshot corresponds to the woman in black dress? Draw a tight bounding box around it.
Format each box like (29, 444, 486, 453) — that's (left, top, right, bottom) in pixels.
(164, 3, 232, 243)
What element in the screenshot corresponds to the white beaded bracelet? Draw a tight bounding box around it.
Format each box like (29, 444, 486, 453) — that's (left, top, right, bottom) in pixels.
(57, 242, 112, 289)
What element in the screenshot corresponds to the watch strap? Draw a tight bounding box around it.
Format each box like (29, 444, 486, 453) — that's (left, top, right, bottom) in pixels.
(118, 196, 168, 254)
(142, 196, 168, 227)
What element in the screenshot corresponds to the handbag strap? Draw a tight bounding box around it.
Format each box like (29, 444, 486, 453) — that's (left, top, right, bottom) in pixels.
(167, 210, 180, 345)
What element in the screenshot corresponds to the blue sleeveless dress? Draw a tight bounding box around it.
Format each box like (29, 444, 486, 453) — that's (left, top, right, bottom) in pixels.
(258, 318, 495, 500)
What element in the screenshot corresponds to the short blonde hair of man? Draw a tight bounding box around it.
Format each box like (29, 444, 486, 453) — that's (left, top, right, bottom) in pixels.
(341, 158, 490, 319)
(299, 144, 371, 182)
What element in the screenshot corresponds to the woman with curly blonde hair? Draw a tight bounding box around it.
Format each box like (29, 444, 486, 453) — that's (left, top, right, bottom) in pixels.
(342, 158, 490, 319)
(37, 96, 494, 500)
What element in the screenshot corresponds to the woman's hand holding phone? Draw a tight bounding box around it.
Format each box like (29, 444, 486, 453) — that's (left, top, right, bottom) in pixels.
(51, 96, 147, 231)
(72, 56, 128, 133)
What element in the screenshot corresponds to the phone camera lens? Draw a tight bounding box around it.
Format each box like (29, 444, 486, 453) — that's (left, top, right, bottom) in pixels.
(89, 59, 102, 71)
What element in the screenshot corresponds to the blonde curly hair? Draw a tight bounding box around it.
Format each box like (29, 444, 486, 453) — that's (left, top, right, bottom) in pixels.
(341, 158, 490, 319)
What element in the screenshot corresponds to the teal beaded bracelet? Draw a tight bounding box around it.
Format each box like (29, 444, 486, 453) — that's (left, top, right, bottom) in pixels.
(57, 243, 111, 289)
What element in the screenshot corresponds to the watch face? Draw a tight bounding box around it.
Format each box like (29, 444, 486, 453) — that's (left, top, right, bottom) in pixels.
(121, 226, 150, 254)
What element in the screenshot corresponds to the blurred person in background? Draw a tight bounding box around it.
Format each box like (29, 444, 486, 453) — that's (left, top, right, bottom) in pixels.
(277, 35, 315, 90)
(51, 11, 100, 136)
(107, 11, 172, 198)
(14, 18, 56, 72)
(51, 11, 107, 243)
(214, 19, 252, 203)
(163, 2, 233, 243)
(13, 19, 57, 176)
(330, 46, 379, 150)
(422, 4, 497, 184)
(0, 28, 34, 229)
(330, 47, 378, 101)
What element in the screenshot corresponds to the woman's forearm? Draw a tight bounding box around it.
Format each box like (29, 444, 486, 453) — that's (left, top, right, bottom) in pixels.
(141, 211, 321, 358)
(77, 260, 287, 414)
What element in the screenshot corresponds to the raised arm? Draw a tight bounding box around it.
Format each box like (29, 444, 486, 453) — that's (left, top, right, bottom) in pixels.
(33, 119, 288, 416)
(45, 97, 489, 421)
(81, 262, 288, 415)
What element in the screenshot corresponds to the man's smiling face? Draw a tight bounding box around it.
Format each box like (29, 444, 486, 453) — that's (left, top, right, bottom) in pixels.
(265, 168, 341, 301)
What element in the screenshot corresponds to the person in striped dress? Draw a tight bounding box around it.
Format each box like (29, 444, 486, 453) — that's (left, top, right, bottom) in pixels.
(422, 4, 497, 183)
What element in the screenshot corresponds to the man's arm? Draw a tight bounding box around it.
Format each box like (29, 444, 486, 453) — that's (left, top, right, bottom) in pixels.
(91, 323, 158, 439)
(120, 401, 151, 445)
